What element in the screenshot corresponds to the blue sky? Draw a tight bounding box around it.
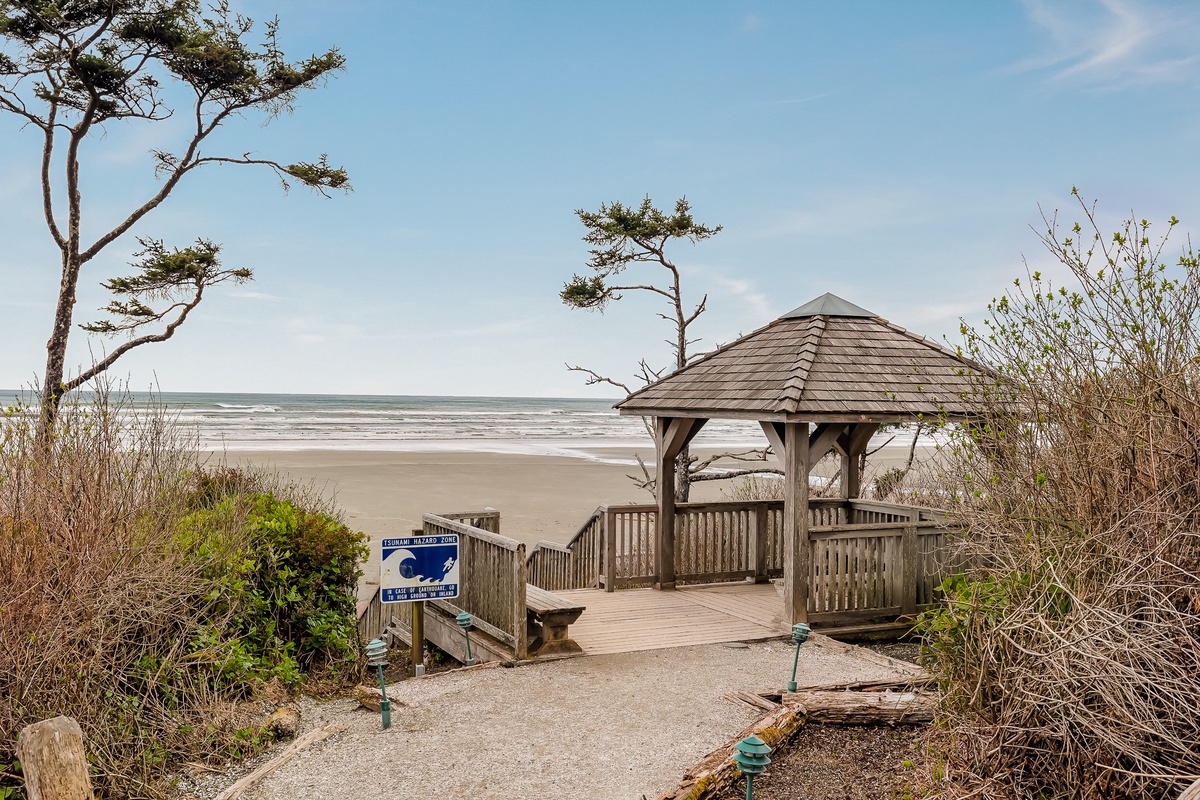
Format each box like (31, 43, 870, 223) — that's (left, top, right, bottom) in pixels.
(4, 0, 1200, 397)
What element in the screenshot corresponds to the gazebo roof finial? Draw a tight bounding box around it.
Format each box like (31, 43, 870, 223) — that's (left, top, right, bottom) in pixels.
(779, 293, 875, 319)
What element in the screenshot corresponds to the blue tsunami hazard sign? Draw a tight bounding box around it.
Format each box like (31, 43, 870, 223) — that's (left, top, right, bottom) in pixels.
(380, 534, 460, 602)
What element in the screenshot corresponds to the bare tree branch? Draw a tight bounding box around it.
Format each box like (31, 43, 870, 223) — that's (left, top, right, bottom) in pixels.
(689, 467, 783, 482)
(564, 364, 634, 396)
(63, 286, 204, 392)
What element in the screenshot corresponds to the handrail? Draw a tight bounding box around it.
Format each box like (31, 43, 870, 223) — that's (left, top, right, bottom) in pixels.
(564, 506, 605, 549)
(439, 510, 502, 536)
(427, 514, 520, 551)
(810, 520, 945, 534)
(528, 506, 606, 591)
(356, 582, 384, 642)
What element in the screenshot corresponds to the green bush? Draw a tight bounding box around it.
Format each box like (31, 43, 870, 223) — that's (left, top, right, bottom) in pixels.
(178, 491, 367, 687)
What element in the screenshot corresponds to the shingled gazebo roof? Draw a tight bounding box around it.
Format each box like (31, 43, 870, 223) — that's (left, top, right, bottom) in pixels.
(616, 293, 989, 423)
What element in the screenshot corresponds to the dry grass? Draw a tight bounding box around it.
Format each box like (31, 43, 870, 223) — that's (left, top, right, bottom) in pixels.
(0, 390, 237, 798)
(0, 388, 357, 799)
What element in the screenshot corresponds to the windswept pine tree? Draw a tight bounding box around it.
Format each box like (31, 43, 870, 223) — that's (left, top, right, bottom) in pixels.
(0, 0, 351, 439)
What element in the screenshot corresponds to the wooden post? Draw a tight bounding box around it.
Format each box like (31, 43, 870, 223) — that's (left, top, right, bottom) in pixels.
(840, 423, 879, 502)
(783, 421, 810, 625)
(603, 507, 617, 592)
(901, 524, 918, 616)
(840, 447, 856, 502)
(655, 417, 677, 590)
(17, 716, 95, 800)
(750, 503, 769, 582)
(652, 416, 705, 590)
(410, 601, 424, 676)
(513, 541, 528, 659)
(591, 509, 603, 589)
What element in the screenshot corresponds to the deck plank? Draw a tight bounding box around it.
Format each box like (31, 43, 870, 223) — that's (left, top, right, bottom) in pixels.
(555, 583, 789, 656)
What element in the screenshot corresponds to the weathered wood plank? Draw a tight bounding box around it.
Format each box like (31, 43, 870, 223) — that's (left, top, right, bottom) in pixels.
(901, 524, 918, 616)
(603, 507, 617, 591)
(513, 541, 528, 659)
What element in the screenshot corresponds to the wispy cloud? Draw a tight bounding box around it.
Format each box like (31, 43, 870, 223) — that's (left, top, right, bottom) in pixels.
(708, 274, 774, 320)
(750, 187, 930, 239)
(282, 316, 365, 346)
(227, 289, 285, 302)
(771, 93, 828, 106)
(682, 263, 776, 320)
(1013, 0, 1200, 88)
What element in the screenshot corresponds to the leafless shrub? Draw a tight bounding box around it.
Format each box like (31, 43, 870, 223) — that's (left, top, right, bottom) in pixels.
(921, 195, 1200, 799)
(720, 473, 785, 501)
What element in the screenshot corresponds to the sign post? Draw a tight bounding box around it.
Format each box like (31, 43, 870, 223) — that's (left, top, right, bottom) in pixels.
(380, 533, 460, 675)
(411, 601, 424, 677)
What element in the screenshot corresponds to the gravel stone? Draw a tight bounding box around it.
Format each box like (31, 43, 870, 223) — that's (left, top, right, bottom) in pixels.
(185, 637, 910, 800)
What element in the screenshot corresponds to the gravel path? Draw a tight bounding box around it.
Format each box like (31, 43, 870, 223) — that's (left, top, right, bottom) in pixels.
(185, 637, 911, 800)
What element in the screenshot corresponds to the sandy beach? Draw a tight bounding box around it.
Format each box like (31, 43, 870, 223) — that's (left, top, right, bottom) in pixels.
(216, 440, 934, 586)
(221, 448, 676, 547)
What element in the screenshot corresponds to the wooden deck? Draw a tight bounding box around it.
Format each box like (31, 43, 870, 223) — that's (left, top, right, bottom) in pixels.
(556, 582, 789, 656)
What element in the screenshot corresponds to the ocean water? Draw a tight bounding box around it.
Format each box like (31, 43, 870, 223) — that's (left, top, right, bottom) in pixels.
(2, 390, 933, 459)
(68, 392, 770, 455)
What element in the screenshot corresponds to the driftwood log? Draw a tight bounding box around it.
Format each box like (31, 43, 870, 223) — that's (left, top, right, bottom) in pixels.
(1180, 779, 1200, 800)
(212, 722, 345, 800)
(657, 704, 806, 800)
(784, 689, 934, 725)
(17, 717, 95, 800)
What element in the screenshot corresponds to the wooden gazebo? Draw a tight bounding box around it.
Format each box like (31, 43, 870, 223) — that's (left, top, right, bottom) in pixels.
(361, 293, 993, 663)
(615, 293, 987, 625)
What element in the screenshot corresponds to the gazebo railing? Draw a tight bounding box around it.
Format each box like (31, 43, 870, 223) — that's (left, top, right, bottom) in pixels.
(806, 520, 953, 622)
(527, 497, 904, 589)
(526, 497, 960, 623)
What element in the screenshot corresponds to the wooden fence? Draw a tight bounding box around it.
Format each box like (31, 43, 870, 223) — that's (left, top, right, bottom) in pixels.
(527, 508, 603, 591)
(806, 521, 954, 622)
(423, 513, 528, 659)
(359, 499, 960, 645)
(526, 498, 857, 590)
(525, 497, 960, 623)
(357, 582, 386, 642)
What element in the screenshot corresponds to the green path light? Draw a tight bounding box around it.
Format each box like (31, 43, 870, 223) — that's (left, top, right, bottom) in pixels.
(365, 638, 391, 729)
(733, 735, 772, 800)
(787, 622, 811, 693)
(456, 611, 476, 666)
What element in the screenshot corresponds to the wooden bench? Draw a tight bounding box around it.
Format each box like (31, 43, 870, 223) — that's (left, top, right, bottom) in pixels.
(525, 585, 586, 656)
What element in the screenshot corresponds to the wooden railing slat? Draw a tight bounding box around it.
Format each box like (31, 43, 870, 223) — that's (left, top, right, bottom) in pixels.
(494, 498, 962, 633)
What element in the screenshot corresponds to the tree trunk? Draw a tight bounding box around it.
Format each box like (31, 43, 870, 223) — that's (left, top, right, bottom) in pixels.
(675, 446, 691, 502)
(904, 422, 924, 471)
(38, 252, 82, 444)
